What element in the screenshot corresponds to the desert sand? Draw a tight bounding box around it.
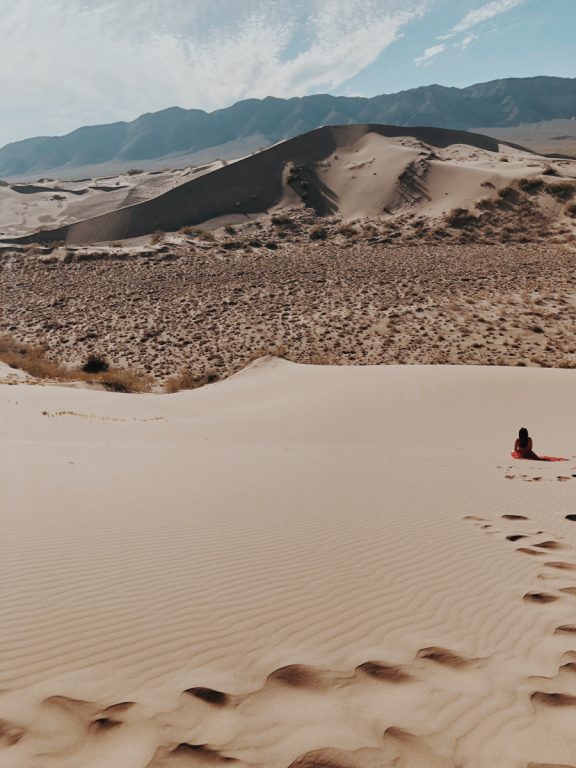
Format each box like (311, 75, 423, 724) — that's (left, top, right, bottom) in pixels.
(2, 125, 574, 246)
(1, 360, 576, 768)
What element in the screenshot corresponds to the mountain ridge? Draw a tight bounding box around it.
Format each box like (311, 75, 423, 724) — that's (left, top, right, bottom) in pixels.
(1, 76, 575, 179)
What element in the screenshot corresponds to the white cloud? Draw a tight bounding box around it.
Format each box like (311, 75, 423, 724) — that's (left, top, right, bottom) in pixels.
(0, 0, 425, 147)
(458, 34, 477, 49)
(414, 43, 446, 66)
(440, 0, 525, 39)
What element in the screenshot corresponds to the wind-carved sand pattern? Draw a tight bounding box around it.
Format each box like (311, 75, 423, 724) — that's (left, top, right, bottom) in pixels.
(464, 493, 576, 766)
(2, 363, 576, 767)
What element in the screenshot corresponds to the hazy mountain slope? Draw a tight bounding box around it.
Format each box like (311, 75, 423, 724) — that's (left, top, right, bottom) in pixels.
(0, 77, 575, 179)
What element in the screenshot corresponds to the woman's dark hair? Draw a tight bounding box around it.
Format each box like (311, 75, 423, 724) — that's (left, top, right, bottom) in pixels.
(518, 427, 529, 448)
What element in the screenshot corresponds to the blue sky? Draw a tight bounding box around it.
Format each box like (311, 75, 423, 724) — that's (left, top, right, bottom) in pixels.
(0, 0, 574, 147)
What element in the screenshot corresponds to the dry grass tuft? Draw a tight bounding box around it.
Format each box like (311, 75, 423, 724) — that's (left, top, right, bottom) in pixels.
(0, 335, 150, 392)
(165, 369, 220, 393)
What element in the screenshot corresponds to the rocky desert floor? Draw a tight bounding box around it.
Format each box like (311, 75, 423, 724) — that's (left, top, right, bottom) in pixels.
(1, 209, 575, 387)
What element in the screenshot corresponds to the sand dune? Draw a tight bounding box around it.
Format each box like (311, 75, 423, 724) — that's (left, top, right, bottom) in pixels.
(6, 124, 575, 246)
(2, 361, 576, 767)
(0, 166, 210, 240)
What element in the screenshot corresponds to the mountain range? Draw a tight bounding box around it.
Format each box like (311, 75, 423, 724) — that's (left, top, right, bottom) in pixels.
(1, 76, 575, 179)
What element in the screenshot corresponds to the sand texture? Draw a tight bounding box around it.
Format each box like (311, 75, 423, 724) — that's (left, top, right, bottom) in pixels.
(1, 242, 575, 384)
(2, 361, 576, 767)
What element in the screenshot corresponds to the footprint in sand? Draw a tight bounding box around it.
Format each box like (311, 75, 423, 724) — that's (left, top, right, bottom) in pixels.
(147, 743, 235, 767)
(554, 625, 576, 635)
(0, 720, 25, 747)
(517, 547, 546, 556)
(183, 687, 230, 707)
(523, 592, 560, 604)
(416, 647, 478, 669)
(531, 692, 576, 707)
(503, 514, 529, 521)
(355, 661, 414, 683)
(545, 562, 576, 571)
(566, 515, 576, 522)
(534, 541, 566, 551)
(267, 664, 334, 690)
(507, 534, 527, 542)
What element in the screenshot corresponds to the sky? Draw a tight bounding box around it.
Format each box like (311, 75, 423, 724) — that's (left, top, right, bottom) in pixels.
(0, 0, 574, 148)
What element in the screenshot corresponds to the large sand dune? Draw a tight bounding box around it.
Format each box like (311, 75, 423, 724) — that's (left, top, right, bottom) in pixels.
(2, 361, 576, 767)
(6, 124, 573, 246)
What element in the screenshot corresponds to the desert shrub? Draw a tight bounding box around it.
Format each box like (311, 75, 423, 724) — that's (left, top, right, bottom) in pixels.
(565, 203, 576, 218)
(271, 214, 294, 227)
(546, 183, 575, 202)
(445, 208, 475, 228)
(82, 354, 109, 374)
(151, 230, 165, 244)
(542, 165, 560, 176)
(97, 369, 151, 393)
(165, 369, 219, 393)
(310, 225, 328, 240)
(224, 225, 236, 235)
(517, 178, 544, 193)
(337, 223, 359, 237)
(497, 186, 515, 200)
(0, 334, 149, 391)
(126, 168, 143, 175)
(179, 226, 215, 241)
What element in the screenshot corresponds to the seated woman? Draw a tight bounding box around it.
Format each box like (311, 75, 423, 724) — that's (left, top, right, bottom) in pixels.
(514, 427, 540, 460)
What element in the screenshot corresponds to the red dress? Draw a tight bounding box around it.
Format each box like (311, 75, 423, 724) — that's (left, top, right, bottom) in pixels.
(511, 438, 566, 462)
(513, 437, 539, 460)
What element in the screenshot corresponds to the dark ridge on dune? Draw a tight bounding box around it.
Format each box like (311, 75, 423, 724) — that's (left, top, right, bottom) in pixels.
(3, 124, 504, 245)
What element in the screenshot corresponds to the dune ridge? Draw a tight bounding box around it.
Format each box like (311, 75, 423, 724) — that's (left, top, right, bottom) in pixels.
(3, 123, 564, 246)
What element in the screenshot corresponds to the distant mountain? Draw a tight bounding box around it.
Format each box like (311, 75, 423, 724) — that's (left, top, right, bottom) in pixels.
(1, 76, 575, 179)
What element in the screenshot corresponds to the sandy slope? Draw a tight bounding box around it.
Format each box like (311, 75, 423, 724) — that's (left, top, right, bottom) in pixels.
(0, 165, 216, 239)
(4, 124, 560, 246)
(1, 360, 576, 767)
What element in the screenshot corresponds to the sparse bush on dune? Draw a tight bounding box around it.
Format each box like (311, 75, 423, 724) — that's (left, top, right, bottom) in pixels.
(151, 230, 165, 244)
(97, 368, 151, 393)
(517, 178, 545, 193)
(310, 224, 328, 240)
(165, 369, 220, 393)
(271, 214, 294, 228)
(81, 354, 109, 374)
(565, 203, 576, 218)
(445, 208, 476, 228)
(126, 168, 144, 175)
(546, 183, 576, 202)
(0, 335, 68, 379)
(179, 226, 215, 241)
(337, 223, 359, 238)
(0, 335, 150, 392)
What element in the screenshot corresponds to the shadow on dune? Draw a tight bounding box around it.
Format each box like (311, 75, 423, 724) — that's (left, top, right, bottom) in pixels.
(3, 124, 502, 246)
